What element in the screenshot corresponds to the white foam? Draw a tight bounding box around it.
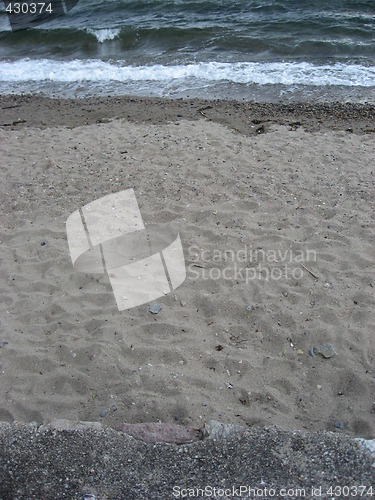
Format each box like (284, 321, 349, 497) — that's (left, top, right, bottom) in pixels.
(0, 59, 374, 87)
(86, 28, 121, 43)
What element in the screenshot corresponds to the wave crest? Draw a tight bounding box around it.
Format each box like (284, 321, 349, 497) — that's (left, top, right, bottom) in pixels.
(86, 28, 121, 43)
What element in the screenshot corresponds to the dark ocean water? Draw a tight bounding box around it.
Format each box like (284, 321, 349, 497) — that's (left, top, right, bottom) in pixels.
(0, 0, 374, 101)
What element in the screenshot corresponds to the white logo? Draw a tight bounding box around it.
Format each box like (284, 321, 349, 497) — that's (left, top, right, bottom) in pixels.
(66, 189, 186, 311)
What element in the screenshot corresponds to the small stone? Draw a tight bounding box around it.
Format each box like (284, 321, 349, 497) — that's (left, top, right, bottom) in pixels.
(333, 421, 344, 430)
(180, 300, 187, 307)
(41, 241, 46, 246)
(314, 343, 337, 359)
(149, 303, 162, 314)
(203, 420, 244, 440)
(99, 409, 108, 418)
(0, 341, 9, 348)
(246, 305, 252, 312)
(297, 349, 304, 355)
(308, 347, 315, 357)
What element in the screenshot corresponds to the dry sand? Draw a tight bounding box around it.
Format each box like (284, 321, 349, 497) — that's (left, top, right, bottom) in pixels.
(0, 96, 374, 438)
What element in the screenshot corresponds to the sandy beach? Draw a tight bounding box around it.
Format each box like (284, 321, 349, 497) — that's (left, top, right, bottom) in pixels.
(0, 96, 374, 439)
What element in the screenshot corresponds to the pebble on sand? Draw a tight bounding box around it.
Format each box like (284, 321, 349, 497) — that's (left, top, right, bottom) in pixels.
(333, 421, 344, 430)
(149, 303, 162, 314)
(314, 343, 337, 359)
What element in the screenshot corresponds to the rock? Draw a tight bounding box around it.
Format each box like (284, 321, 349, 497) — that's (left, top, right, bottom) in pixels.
(314, 343, 337, 359)
(202, 420, 244, 440)
(356, 438, 375, 459)
(0, 341, 9, 348)
(115, 420, 245, 444)
(99, 409, 108, 418)
(308, 347, 315, 357)
(149, 303, 162, 314)
(333, 421, 344, 430)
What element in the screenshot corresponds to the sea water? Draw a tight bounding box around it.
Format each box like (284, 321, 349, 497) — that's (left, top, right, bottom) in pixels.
(0, 0, 374, 101)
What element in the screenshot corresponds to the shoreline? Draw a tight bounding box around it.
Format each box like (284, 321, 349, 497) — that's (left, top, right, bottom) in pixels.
(1, 94, 375, 134)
